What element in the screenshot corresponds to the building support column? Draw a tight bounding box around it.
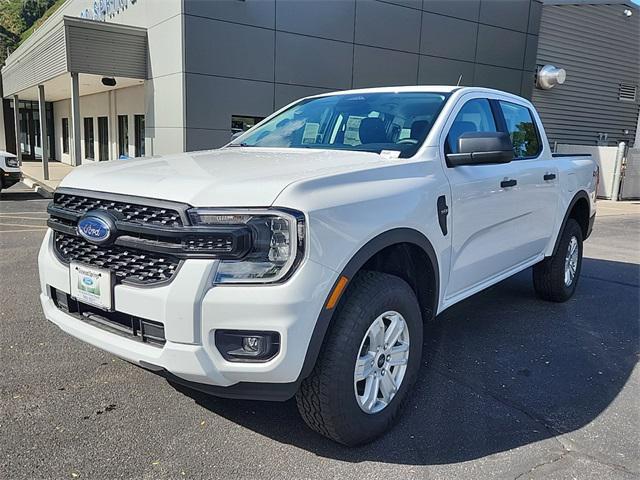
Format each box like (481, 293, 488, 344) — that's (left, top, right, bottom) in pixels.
(70, 72, 82, 166)
(12, 95, 21, 163)
(38, 85, 49, 180)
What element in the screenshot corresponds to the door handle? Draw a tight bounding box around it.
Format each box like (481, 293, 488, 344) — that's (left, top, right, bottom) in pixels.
(543, 173, 556, 181)
(500, 179, 517, 188)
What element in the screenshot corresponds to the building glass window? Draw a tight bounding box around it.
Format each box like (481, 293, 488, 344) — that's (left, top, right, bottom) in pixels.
(98, 117, 109, 161)
(11, 100, 55, 160)
(232, 115, 265, 134)
(62, 118, 69, 154)
(498, 101, 541, 158)
(118, 115, 129, 158)
(83, 117, 94, 160)
(134, 114, 145, 157)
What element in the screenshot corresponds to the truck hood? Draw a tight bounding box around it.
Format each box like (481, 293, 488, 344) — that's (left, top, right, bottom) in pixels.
(59, 147, 393, 206)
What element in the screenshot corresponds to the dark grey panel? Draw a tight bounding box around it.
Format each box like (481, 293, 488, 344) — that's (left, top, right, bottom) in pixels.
(383, 0, 421, 9)
(274, 84, 333, 109)
(185, 16, 274, 82)
(520, 70, 535, 99)
(479, 0, 530, 32)
(275, 32, 353, 89)
(418, 55, 475, 86)
(528, 1, 542, 34)
(355, 0, 421, 53)
(353, 45, 419, 88)
(186, 128, 234, 151)
(523, 34, 538, 71)
(422, 0, 480, 22)
(473, 64, 523, 95)
(275, 0, 355, 42)
(420, 12, 478, 62)
(185, 74, 274, 130)
(184, 0, 275, 29)
(532, 2, 640, 146)
(476, 24, 526, 69)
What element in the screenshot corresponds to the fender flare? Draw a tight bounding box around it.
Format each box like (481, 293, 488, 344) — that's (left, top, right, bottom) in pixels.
(551, 190, 591, 256)
(297, 228, 440, 381)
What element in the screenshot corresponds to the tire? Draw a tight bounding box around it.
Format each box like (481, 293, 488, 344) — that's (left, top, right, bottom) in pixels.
(296, 270, 423, 446)
(533, 218, 583, 302)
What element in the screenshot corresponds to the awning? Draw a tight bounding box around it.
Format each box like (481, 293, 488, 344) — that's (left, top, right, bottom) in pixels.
(2, 16, 147, 98)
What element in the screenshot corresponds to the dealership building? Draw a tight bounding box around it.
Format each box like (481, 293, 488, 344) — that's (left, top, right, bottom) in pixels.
(1, 0, 547, 168)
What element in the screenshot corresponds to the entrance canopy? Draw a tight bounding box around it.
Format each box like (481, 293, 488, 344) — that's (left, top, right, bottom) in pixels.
(2, 16, 147, 98)
(1, 16, 147, 174)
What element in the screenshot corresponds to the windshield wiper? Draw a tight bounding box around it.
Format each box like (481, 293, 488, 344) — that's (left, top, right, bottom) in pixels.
(227, 142, 251, 147)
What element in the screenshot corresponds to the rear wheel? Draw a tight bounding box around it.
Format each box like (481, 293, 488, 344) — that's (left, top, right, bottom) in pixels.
(533, 218, 583, 302)
(296, 271, 423, 445)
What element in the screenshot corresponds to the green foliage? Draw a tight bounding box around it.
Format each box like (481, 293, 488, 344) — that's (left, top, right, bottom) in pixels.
(0, 0, 59, 65)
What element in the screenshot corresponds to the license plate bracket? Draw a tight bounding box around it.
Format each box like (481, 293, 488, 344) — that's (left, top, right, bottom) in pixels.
(69, 262, 114, 311)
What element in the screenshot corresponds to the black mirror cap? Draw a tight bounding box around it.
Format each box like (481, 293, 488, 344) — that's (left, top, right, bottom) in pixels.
(447, 132, 514, 167)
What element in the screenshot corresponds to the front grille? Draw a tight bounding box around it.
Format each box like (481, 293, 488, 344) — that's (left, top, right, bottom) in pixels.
(54, 192, 184, 227)
(54, 232, 180, 285)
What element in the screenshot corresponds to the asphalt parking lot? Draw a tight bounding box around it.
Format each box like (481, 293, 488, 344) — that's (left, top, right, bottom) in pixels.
(1, 182, 638, 480)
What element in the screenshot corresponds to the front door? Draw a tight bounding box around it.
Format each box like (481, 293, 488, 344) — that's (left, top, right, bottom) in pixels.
(440, 96, 535, 301)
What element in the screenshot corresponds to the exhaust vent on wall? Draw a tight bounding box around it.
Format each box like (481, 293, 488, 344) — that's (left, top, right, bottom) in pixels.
(619, 84, 637, 102)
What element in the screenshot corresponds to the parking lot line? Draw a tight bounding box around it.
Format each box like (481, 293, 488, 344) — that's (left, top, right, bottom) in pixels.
(1, 228, 48, 233)
(0, 223, 48, 229)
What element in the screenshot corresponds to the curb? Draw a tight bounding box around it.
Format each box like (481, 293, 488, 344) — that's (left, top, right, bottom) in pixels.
(22, 176, 54, 199)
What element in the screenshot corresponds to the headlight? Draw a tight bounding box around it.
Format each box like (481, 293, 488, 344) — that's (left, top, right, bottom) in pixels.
(188, 208, 305, 284)
(5, 157, 19, 168)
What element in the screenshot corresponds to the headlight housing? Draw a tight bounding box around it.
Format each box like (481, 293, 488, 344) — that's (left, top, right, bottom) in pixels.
(5, 157, 19, 168)
(188, 208, 305, 284)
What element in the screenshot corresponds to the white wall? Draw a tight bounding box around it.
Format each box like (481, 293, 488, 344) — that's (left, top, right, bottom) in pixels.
(53, 84, 144, 165)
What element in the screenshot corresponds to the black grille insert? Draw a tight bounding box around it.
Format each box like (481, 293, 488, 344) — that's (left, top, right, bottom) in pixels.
(54, 232, 180, 285)
(50, 287, 165, 346)
(53, 192, 184, 227)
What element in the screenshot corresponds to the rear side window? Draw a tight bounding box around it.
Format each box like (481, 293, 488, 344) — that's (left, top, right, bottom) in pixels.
(498, 101, 540, 158)
(446, 99, 497, 153)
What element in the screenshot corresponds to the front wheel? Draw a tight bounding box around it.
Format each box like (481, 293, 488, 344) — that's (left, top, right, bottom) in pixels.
(533, 218, 583, 302)
(296, 271, 423, 445)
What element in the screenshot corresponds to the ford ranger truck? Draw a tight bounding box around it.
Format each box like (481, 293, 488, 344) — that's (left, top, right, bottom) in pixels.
(39, 86, 597, 445)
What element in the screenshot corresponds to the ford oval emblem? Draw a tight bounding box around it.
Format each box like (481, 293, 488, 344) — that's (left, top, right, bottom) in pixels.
(77, 215, 112, 244)
(82, 277, 94, 286)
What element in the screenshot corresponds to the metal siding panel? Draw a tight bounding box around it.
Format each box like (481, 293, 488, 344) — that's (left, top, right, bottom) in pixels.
(532, 3, 640, 146)
(66, 24, 147, 79)
(2, 24, 67, 96)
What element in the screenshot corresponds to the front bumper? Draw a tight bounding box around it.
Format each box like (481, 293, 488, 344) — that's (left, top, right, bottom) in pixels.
(38, 229, 336, 399)
(1, 169, 21, 189)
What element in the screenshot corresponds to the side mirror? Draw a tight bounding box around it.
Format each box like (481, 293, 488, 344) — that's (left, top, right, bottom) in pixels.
(446, 132, 514, 167)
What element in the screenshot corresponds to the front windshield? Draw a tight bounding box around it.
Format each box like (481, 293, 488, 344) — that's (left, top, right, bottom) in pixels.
(231, 92, 450, 158)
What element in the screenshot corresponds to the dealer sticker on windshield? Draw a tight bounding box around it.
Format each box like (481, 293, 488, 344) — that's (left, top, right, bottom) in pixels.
(70, 262, 113, 310)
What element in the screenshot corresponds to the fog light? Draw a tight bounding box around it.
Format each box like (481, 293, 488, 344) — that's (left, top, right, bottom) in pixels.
(215, 330, 280, 362)
(242, 336, 261, 352)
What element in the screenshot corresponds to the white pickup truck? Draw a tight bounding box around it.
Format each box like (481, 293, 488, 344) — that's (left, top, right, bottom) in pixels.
(39, 86, 597, 445)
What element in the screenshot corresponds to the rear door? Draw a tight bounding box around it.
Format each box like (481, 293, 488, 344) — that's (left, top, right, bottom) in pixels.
(496, 100, 560, 253)
(440, 95, 534, 301)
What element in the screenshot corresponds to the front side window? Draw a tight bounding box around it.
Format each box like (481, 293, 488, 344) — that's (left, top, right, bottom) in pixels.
(83, 117, 94, 160)
(446, 98, 497, 154)
(498, 101, 540, 158)
(231, 92, 450, 158)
